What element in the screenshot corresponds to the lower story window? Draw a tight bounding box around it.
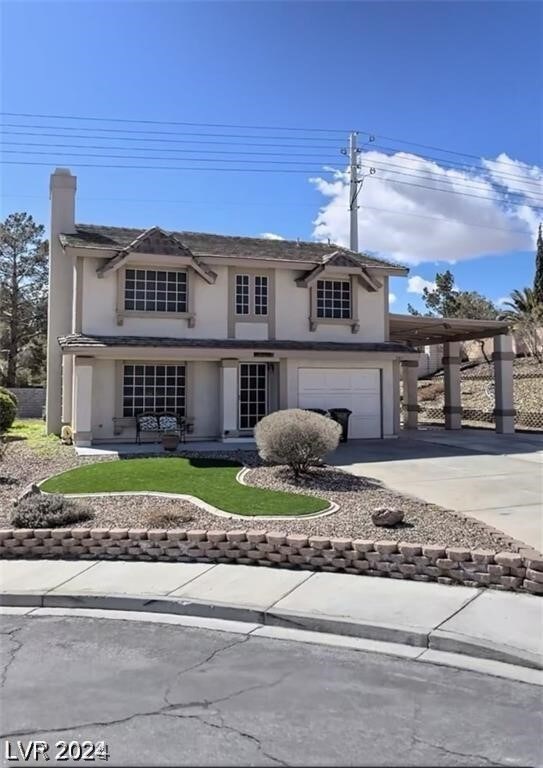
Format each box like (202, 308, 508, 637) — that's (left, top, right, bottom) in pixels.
(123, 364, 185, 417)
(239, 363, 267, 430)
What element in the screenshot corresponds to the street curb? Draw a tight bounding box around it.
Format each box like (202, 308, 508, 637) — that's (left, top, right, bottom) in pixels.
(1, 590, 540, 671)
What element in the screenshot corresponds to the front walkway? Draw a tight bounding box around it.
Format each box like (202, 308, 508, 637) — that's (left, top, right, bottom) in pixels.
(332, 428, 543, 553)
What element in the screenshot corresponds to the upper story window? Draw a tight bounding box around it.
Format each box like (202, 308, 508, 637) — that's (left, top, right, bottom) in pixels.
(235, 274, 268, 317)
(316, 279, 351, 319)
(124, 268, 187, 313)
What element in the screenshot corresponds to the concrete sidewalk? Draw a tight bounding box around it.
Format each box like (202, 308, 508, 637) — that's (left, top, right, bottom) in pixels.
(2, 559, 542, 673)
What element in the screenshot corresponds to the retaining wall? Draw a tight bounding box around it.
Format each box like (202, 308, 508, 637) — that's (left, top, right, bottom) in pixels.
(1, 528, 542, 594)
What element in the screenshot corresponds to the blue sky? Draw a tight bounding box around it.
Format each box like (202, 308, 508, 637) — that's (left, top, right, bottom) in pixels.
(1, 0, 542, 313)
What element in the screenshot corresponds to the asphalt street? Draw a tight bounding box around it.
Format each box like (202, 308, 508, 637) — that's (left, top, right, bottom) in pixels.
(1, 614, 542, 767)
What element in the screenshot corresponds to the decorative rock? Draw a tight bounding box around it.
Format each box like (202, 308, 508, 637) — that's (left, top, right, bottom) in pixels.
(15, 483, 41, 505)
(371, 507, 404, 527)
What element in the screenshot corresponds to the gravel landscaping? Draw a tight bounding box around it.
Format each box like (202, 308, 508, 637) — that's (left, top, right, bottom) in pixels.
(0, 436, 520, 551)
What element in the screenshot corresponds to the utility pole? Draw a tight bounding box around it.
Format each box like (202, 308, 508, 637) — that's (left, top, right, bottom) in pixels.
(349, 131, 359, 252)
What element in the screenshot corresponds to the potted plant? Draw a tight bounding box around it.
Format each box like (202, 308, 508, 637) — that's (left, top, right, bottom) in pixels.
(161, 431, 180, 451)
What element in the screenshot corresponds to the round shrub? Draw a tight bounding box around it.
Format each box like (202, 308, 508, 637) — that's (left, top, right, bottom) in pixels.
(10, 493, 94, 528)
(255, 408, 341, 482)
(0, 387, 17, 407)
(0, 392, 17, 433)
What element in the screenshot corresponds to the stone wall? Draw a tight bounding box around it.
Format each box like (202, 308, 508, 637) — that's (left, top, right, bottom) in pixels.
(7, 388, 46, 419)
(1, 528, 541, 594)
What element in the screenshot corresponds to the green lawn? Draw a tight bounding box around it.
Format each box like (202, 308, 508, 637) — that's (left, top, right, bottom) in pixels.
(41, 457, 328, 517)
(7, 419, 61, 456)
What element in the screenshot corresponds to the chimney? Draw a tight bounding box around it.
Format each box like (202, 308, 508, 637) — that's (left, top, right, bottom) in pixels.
(50, 167, 76, 236)
(46, 168, 77, 434)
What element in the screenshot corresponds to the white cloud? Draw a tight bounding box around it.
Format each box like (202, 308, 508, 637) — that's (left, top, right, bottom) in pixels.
(309, 149, 541, 265)
(495, 296, 511, 306)
(407, 276, 436, 294)
(260, 232, 284, 240)
(389, 292, 397, 304)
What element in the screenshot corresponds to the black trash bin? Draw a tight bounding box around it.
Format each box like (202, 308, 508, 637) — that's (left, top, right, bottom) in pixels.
(305, 408, 329, 417)
(328, 408, 352, 442)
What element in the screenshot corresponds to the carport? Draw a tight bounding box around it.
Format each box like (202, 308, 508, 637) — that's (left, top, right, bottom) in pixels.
(389, 314, 514, 434)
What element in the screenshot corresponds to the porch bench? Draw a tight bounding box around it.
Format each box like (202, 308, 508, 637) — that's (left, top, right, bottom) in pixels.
(135, 412, 187, 444)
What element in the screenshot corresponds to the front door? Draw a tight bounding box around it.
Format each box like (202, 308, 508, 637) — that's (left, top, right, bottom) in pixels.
(239, 362, 268, 430)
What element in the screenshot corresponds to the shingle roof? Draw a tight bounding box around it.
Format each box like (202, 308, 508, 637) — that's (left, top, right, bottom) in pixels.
(59, 224, 407, 272)
(58, 333, 414, 354)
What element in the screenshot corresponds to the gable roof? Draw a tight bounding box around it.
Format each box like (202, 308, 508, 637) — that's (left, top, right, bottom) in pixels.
(59, 223, 408, 273)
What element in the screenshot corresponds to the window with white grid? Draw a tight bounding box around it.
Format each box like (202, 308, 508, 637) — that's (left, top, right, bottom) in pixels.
(122, 364, 185, 417)
(239, 363, 267, 429)
(316, 279, 351, 319)
(235, 274, 268, 317)
(124, 269, 187, 313)
(235, 274, 250, 315)
(254, 276, 268, 315)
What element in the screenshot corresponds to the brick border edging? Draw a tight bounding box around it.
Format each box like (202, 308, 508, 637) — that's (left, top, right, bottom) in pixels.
(1, 528, 542, 594)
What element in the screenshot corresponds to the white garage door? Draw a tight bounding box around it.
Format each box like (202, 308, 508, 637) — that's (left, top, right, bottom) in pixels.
(298, 368, 381, 439)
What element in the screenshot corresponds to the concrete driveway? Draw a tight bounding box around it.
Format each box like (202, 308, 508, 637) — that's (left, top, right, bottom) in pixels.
(332, 429, 543, 553)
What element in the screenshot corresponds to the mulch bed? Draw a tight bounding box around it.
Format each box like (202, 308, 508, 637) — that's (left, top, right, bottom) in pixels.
(0, 441, 520, 551)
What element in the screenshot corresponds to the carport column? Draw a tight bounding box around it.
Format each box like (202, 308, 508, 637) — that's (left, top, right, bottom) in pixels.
(443, 342, 462, 430)
(493, 334, 515, 434)
(401, 360, 419, 430)
(72, 356, 94, 447)
(220, 359, 239, 439)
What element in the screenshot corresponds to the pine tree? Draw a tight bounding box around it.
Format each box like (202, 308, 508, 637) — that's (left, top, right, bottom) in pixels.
(534, 223, 543, 305)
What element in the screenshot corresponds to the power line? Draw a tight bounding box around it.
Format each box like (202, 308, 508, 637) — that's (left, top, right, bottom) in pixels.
(2, 127, 539, 191)
(0, 159, 338, 175)
(0, 190, 531, 235)
(0, 121, 342, 143)
(4, 145, 539, 205)
(1, 148, 339, 169)
(2, 111, 536, 172)
(0, 111, 349, 134)
(3, 157, 542, 210)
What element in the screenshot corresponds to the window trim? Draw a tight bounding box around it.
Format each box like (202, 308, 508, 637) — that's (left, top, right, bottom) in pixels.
(116, 265, 196, 326)
(309, 274, 359, 333)
(228, 267, 275, 338)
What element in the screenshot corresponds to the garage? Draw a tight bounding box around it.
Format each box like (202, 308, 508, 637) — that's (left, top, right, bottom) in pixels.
(297, 368, 382, 439)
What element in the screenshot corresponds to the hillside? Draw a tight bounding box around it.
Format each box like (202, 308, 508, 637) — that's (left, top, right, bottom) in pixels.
(414, 358, 543, 430)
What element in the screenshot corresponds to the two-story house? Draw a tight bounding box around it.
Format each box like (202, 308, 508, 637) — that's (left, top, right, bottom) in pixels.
(46, 167, 514, 447)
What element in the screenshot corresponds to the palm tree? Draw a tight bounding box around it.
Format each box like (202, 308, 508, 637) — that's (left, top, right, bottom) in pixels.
(499, 288, 543, 362)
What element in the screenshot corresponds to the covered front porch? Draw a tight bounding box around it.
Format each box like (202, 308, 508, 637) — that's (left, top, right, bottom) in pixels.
(59, 334, 416, 447)
(389, 314, 515, 435)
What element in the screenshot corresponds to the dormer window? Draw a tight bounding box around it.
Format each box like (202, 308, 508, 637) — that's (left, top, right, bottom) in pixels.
(316, 279, 351, 319)
(124, 268, 187, 313)
(235, 274, 268, 317)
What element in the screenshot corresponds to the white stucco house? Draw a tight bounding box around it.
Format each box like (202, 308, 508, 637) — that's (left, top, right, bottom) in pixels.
(46, 168, 515, 447)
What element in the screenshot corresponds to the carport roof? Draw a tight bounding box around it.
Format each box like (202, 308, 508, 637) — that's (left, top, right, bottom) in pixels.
(389, 313, 511, 345)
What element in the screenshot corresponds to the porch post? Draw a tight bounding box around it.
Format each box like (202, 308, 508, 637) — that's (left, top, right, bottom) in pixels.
(73, 357, 94, 447)
(493, 334, 515, 434)
(401, 360, 419, 430)
(61, 354, 73, 426)
(443, 341, 462, 430)
(220, 359, 239, 440)
(392, 359, 401, 435)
